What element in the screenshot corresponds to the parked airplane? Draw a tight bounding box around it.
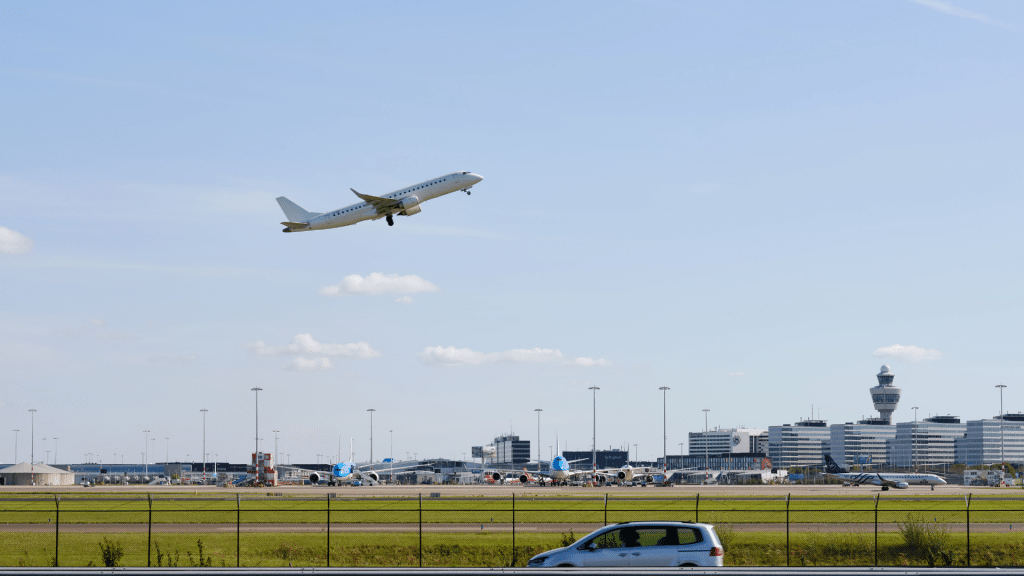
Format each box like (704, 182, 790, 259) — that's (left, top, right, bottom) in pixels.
(594, 464, 662, 484)
(823, 455, 946, 491)
(276, 171, 483, 232)
(488, 454, 590, 486)
(280, 441, 424, 486)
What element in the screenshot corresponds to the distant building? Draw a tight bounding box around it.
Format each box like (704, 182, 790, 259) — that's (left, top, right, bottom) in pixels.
(688, 428, 767, 456)
(830, 420, 896, 469)
(954, 413, 1024, 466)
(768, 420, 830, 468)
(563, 449, 628, 470)
(0, 463, 75, 486)
(890, 415, 965, 467)
(493, 435, 531, 465)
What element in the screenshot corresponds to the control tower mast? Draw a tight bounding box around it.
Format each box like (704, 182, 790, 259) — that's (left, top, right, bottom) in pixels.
(869, 365, 901, 424)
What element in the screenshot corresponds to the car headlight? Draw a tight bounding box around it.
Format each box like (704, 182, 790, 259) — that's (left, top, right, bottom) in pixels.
(528, 556, 549, 566)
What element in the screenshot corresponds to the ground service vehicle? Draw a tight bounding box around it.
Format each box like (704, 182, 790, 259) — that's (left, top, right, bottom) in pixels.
(527, 521, 724, 568)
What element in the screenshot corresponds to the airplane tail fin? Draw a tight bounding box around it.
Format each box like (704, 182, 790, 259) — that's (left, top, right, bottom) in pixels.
(276, 196, 317, 223)
(824, 454, 847, 474)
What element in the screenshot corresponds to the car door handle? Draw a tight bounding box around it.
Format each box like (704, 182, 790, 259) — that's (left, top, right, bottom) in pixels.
(618, 553, 627, 557)
(631, 552, 641, 556)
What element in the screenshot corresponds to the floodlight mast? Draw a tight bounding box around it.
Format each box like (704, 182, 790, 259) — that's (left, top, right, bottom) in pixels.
(588, 387, 600, 476)
(200, 409, 208, 483)
(659, 387, 670, 473)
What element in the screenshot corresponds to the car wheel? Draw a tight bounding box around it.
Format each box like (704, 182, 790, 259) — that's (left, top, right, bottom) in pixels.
(679, 563, 698, 567)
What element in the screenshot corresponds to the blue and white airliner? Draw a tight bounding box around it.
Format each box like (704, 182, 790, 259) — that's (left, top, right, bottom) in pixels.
(489, 454, 590, 486)
(824, 455, 946, 491)
(276, 171, 483, 232)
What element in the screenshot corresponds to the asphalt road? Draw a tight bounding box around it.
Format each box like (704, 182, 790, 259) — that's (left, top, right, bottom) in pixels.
(1, 483, 1018, 497)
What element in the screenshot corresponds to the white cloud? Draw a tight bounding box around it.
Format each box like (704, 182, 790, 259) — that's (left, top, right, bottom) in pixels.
(873, 344, 942, 362)
(418, 346, 611, 367)
(0, 227, 33, 254)
(395, 296, 413, 304)
(287, 357, 333, 372)
(567, 357, 613, 367)
(907, 0, 1010, 28)
(320, 273, 439, 297)
(248, 333, 381, 359)
(728, 372, 745, 377)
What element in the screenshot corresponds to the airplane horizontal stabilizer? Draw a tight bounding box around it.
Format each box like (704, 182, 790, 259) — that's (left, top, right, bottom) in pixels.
(281, 221, 310, 229)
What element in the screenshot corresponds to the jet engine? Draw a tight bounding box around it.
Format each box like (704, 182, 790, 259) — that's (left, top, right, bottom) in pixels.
(365, 471, 380, 484)
(644, 475, 654, 483)
(519, 474, 530, 484)
(617, 471, 627, 480)
(399, 196, 421, 216)
(490, 472, 505, 482)
(895, 482, 909, 489)
(309, 472, 321, 484)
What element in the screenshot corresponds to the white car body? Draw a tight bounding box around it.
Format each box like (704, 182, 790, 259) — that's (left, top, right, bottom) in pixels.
(528, 522, 724, 568)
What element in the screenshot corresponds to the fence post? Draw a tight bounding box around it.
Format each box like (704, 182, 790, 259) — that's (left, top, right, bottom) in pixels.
(694, 492, 700, 523)
(236, 493, 241, 567)
(326, 494, 331, 568)
(512, 492, 516, 566)
(785, 493, 790, 567)
(604, 493, 609, 526)
(966, 493, 971, 567)
(873, 493, 879, 566)
(54, 495, 59, 568)
(418, 493, 423, 567)
(148, 493, 153, 567)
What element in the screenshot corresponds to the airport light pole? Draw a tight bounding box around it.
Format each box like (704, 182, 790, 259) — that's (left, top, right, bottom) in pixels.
(911, 407, 918, 470)
(251, 387, 263, 459)
(702, 409, 710, 484)
(53, 438, 58, 465)
(45, 451, 51, 465)
(12, 429, 18, 463)
(143, 430, 150, 475)
(588, 387, 600, 475)
(165, 437, 169, 464)
(534, 408, 543, 463)
(659, 387, 670, 472)
(632, 443, 638, 467)
(200, 409, 208, 482)
(367, 409, 376, 465)
(29, 409, 35, 484)
(997, 384, 1007, 473)
(390, 430, 394, 483)
(273, 430, 280, 468)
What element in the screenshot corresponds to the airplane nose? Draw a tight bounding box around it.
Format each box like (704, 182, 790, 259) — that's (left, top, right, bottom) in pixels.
(470, 173, 483, 184)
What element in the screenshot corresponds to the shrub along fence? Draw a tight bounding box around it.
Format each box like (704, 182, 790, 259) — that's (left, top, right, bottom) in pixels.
(0, 492, 1021, 567)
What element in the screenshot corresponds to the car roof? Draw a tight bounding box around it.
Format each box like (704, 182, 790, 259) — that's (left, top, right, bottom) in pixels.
(613, 521, 709, 526)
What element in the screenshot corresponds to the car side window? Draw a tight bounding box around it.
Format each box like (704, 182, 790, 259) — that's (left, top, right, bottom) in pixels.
(636, 527, 672, 546)
(676, 528, 702, 545)
(591, 530, 624, 549)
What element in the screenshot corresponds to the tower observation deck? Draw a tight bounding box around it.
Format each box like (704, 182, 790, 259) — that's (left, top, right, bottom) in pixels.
(869, 365, 901, 424)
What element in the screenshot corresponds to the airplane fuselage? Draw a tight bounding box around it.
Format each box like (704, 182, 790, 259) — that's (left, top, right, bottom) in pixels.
(827, 472, 946, 488)
(284, 172, 482, 232)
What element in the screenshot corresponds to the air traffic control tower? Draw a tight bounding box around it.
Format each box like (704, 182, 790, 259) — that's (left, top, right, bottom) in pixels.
(869, 365, 901, 423)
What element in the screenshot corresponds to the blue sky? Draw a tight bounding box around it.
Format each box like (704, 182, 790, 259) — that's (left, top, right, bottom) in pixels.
(2, 0, 1022, 466)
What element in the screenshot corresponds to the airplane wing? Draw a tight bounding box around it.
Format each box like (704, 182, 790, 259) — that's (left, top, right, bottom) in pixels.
(351, 189, 401, 214)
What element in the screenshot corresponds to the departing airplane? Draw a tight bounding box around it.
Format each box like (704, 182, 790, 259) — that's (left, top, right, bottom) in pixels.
(276, 171, 484, 232)
(823, 455, 946, 491)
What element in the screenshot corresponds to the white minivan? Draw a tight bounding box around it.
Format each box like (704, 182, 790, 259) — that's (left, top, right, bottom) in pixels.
(527, 522, 724, 568)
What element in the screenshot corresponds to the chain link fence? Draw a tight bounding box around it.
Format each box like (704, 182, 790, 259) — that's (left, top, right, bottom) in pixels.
(0, 492, 1021, 567)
